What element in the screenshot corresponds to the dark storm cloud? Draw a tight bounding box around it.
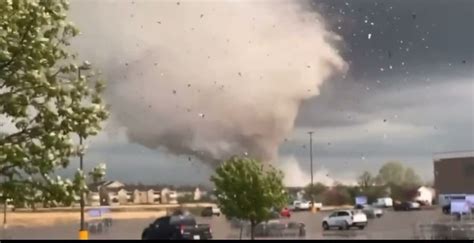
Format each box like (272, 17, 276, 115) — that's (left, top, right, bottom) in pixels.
(297, 0, 474, 128)
(308, 0, 473, 81)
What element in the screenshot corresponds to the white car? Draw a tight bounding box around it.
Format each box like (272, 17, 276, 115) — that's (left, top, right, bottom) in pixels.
(322, 210, 368, 230)
(290, 200, 311, 211)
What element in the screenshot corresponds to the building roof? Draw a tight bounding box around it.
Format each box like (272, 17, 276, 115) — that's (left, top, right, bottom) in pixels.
(123, 184, 162, 192)
(433, 150, 474, 161)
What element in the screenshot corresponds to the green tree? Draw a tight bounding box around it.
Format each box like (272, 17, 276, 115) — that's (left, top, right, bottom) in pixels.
(376, 161, 405, 186)
(211, 156, 288, 240)
(357, 171, 374, 189)
(304, 182, 327, 201)
(0, 0, 108, 225)
(403, 167, 422, 187)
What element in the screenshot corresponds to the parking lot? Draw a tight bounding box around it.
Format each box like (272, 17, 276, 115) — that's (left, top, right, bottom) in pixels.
(3, 207, 455, 239)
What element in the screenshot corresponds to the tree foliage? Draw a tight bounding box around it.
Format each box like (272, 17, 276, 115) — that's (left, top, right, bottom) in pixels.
(357, 171, 374, 189)
(375, 161, 422, 188)
(403, 167, 422, 186)
(0, 0, 108, 211)
(376, 161, 405, 186)
(211, 156, 288, 240)
(304, 182, 327, 201)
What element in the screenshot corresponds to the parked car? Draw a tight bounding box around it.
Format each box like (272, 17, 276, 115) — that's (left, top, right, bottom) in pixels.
(280, 207, 291, 218)
(355, 204, 383, 218)
(393, 201, 421, 211)
(289, 200, 311, 211)
(322, 210, 368, 230)
(141, 214, 212, 240)
(250, 220, 306, 238)
(201, 206, 221, 217)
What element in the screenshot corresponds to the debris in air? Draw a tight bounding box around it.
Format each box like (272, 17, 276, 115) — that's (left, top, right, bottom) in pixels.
(172, 90, 177, 94)
(368, 33, 372, 39)
(238, 72, 242, 76)
(200, 14, 204, 18)
(198, 113, 205, 118)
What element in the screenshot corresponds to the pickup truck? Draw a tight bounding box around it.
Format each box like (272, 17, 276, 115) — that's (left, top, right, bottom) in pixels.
(322, 210, 368, 230)
(141, 214, 212, 240)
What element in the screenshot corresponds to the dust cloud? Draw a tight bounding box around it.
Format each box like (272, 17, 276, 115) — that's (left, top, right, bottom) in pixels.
(70, 0, 346, 167)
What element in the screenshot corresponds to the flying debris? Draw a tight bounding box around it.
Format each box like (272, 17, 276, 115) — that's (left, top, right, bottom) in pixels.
(368, 33, 372, 39)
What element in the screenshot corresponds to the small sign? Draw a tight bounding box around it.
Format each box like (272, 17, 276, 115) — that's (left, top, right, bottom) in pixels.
(355, 196, 368, 205)
(466, 195, 474, 209)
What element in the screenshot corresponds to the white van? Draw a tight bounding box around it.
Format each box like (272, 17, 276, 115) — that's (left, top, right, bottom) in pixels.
(376, 197, 393, 208)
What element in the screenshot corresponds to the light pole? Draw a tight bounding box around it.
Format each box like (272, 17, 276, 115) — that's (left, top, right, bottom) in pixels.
(308, 131, 316, 213)
(78, 61, 91, 240)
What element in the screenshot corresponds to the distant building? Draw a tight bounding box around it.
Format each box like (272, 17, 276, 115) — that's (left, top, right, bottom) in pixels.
(194, 188, 201, 201)
(433, 151, 474, 206)
(161, 188, 178, 204)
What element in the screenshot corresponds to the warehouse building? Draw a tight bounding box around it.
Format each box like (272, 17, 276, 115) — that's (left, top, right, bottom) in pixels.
(433, 151, 474, 206)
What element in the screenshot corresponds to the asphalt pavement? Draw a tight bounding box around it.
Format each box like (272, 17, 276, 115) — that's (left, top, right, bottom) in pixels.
(3, 207, 451, 240)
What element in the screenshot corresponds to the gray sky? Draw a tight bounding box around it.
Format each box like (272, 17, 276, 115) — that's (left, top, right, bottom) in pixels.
(64, 0, 473, 186)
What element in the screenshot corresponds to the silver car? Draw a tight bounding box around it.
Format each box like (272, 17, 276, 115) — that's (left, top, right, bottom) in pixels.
(355, 204, 383, 218)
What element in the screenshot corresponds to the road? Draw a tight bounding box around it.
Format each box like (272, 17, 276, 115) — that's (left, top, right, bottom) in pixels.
(2, 208, 451, 239)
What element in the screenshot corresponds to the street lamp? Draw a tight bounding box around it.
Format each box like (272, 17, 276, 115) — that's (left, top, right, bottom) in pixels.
(78, 61, 91, 240)
(308, 131, 317, 213)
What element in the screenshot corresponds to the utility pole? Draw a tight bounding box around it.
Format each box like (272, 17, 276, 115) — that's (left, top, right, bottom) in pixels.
(308, 131, 316, 213)
(78, 62, 91, 240)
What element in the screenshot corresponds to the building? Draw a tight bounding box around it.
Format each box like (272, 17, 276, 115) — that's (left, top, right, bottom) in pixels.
(433, 151, 474, 206)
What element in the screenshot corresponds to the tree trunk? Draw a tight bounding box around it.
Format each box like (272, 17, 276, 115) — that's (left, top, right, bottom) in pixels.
(250, 221, 255, 240)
